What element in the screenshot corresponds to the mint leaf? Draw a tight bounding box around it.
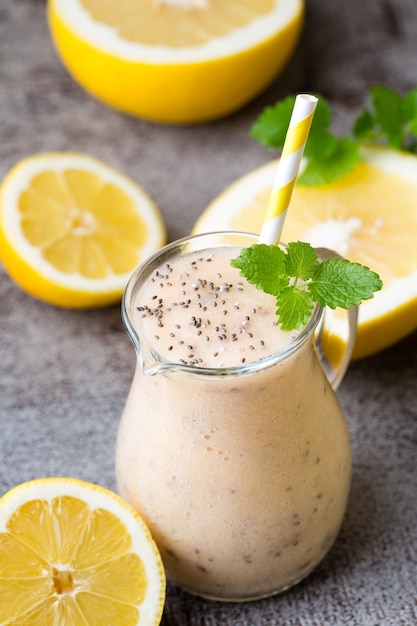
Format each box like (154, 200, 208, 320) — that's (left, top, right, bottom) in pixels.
(310, 97, 332, 131)
(285, 241, 319, 280)
(252, 85, 417, 186)
(298, 138, 360, 186)
(370, 85, 404, 148)
(250, 96, 297, 149)
(276, 287, 314, 331)
(251, 93, 361, 186)
(352, 109, 376, 142)
(303, 128, 336, 161)
(231, 244, 288, 295)
(251, 95, 330, 152)
(309, 258, 383, 309)
(402, 87, 417, 152)
(353, 87, 405, 146)
(302, 100, 336, 162)
(403, 86, 417, 141)
(352, 85, 417, 153)
(403, 87, 417, 121)
(231, 243, 383, 331)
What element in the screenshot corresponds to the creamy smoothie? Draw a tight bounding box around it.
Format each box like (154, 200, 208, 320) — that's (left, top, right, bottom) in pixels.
(116, 241, 351, 600)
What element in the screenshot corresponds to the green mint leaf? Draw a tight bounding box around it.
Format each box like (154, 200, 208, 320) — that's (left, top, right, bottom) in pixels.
(308, 97, 332, 134)
(231, 243, 383, 331)
(250, 94, 330, 151)
(303, 128, 336, 161)
(276, 287, 314, 331)
(231, 244, 288, 295)
(403, 86, 417, 122)
(352, 85, 417, 150)
(402, 87, 417, 152)
(250, 96, 297, 149)
(251, 94, 361, 186)
(407, 118, 417, 137)
(297, 137, 360, 186)
(353, 109, 376, 142)
(370, 85, 404, 148)
(285, 241, 319, 280)
(309, 258, 383, 309)
(252, 85, 417, 186)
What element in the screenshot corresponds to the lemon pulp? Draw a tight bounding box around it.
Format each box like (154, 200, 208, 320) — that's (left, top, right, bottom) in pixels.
(19, 169, 147, 278)
(232, 161, 417, 287)
(0, 479, 166, 625)
(192, 146, 417, 358)
(0, 152, 166, 308)
(81, 0, 275, 47)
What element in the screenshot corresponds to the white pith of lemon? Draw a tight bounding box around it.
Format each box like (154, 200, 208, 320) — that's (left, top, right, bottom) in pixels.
(47, 0, 304, 124)
(0, 152, 166, 308)
(0, 477, 166, 626)
(192, 146, 417, 359)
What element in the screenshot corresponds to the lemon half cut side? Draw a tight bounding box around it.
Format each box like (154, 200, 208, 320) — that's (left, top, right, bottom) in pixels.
(47, 0, 304, 124)
(0, 152, 166, 308)
(192, 146, 417, 359)
(0, 477, 166, 626)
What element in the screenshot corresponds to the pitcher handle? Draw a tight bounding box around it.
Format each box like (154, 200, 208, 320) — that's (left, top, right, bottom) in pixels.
(314, 247, 358, 391)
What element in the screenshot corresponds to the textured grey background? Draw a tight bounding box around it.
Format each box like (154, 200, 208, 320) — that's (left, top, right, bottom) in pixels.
(1, 1, 417, 624)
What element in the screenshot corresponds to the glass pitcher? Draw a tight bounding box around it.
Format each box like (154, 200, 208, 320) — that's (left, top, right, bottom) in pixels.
(115, 231, 357, 602)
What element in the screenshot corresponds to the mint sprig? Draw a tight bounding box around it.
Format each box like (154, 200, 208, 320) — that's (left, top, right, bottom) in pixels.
(353, 85, 417, 152)
(231, 242, 383, 331)
(250, 95, 359, 186)
(250, 86, 417, 185)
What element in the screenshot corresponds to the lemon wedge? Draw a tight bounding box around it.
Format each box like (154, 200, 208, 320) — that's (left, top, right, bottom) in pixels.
(0, 152, 166, 308)
(0, 477, 166, 626)
(47, 0, 304, 124)
(192, 146, 417, 359)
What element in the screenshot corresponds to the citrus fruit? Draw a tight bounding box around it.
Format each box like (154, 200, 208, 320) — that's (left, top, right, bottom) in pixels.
(0, 477, 166, 625)
(46, 0, 304, 125)
(192, 146, 417, 359)
(0, 152, 166, 308)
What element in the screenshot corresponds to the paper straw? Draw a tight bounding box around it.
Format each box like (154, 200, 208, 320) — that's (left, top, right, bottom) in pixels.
(259, 94, 318, 245)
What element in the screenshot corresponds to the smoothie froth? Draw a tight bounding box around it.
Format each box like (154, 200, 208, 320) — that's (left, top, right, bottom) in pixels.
(133, 247, 297, 369)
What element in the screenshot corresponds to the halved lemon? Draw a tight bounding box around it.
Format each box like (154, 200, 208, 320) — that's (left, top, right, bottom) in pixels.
(0, 477, 166, 625)
(192, 146, 417, 359)
(0, 152, 166, 308)
(47, 0, 304, 125)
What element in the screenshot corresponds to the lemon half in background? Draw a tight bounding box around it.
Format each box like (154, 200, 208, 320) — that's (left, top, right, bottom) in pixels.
(0, 152, 166, 308)
(0, 478, 166, 625)
(192, 146, 417, 359)
(47, 0, 304, 125)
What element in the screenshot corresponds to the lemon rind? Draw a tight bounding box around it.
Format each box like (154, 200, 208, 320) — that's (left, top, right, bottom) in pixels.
(0, 153, 166, 293)
(0, 477, 166, 625)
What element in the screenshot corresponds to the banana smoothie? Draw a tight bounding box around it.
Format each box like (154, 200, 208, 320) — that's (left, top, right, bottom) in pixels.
(116, 237, 352, 601)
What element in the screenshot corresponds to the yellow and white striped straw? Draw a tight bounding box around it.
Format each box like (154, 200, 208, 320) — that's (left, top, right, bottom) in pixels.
(259, 94, 318, 245)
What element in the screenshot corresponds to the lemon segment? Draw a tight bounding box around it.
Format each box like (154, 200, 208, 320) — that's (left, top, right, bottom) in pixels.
(0, 152, 166, 308)
(47, 0, 304, 124)
(192, 146, 417, 359)
(81, 0, 276, 48)
(0, 478, 166, 626)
